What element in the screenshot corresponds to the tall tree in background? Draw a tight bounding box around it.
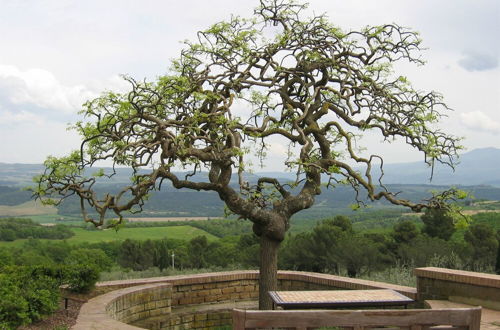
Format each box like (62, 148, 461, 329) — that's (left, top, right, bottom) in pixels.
(34, 0, 463, 309)
(495, 229, 500, 275)
(464, 223, 498, 269)
(421, 208, 456, 240)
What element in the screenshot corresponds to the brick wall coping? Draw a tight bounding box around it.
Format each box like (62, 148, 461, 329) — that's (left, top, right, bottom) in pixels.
(95, 270, 416, 299)
(96, 270, 259, 289)
(73, 283, 171, 330)
(414, 267, 500, 289)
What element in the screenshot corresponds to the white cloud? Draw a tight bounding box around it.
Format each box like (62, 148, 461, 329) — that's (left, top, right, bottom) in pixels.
(460, 111, 500, 134)
(0, 64, 97, 114)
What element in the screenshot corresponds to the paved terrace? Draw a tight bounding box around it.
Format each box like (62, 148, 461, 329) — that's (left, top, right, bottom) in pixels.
(69, 269, 500, 329)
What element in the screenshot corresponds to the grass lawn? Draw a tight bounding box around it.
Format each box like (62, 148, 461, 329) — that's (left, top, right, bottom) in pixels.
(0, 225, 218, 248)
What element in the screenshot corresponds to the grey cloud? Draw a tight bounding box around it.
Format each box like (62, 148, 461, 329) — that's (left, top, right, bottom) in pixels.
(458, 51, 498, 72)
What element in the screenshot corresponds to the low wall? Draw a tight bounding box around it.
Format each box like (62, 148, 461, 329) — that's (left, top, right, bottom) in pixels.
(73, 270, 417, 329)
(414, 267, 500, 310)
(73, 283, 172, 330)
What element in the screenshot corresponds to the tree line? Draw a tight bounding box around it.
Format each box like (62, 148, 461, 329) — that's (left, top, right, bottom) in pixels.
(0, 218, 74, 242)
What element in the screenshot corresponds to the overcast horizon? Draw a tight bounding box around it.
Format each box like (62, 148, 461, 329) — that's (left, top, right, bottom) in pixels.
(0, 0, 498, 170)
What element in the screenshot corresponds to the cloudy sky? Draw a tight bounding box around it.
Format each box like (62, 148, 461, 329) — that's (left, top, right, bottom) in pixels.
(0, 0, 498, 169)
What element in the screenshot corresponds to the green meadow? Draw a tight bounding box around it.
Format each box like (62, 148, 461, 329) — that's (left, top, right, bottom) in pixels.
(0, 225, 218, 248)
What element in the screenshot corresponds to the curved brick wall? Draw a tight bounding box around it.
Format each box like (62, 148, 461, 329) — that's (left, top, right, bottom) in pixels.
(73, 270, 417, 329)
(415, 267, 500, 310)
(73, 283, 172, 330)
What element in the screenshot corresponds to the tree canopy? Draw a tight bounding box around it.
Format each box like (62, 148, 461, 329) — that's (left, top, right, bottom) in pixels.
(34, 0, 463, 309)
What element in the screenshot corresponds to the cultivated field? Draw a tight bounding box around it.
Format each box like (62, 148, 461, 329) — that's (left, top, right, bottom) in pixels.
(0, 200, 57, 217)
(0, 225, 218, 248)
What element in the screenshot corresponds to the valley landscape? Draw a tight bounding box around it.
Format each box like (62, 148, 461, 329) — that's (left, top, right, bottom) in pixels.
(1, 0, 499, 328)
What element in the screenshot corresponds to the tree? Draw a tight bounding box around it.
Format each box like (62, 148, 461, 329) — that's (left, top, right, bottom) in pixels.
(310, 217, 353, 273)
(65, 248, 113, 272)
(329, 215, 353, 233)
(495, 229, 500, 275)
(333, 234, 385, 278)
(33, 0, 462, 309)
(187, 235, 209, 268)
(280, 217, 351, 273)
(464, 223, 498, 269)
(391, 221, 419, 245)
(421, 208, 456, 240)
(153, 239, 171, 271)
(118, 239, 153, 271)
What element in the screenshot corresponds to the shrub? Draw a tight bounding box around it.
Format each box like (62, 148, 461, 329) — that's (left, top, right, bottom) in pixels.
(0, 273, 30, 328)
(0, 263, 99, 328)
(65, 248, 113, 272)
(65, 264, 99, 293)
(0, 249, 13, 269)
(22, 275, 60, 323)
(0, 269, 59, 329)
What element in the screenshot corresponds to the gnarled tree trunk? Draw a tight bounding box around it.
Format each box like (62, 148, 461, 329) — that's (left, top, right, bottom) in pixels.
(259, 234, 281, 310)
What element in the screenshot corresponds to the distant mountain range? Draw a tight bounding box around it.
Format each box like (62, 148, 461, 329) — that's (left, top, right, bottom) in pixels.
(1, 148, 499, 218)
(368, 147, 500, 186)
(1, 147, 499, 187)
(243, 147, 500, 187)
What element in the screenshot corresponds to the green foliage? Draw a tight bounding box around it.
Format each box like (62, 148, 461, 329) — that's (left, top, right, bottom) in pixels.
(421, 208, 457, 240)
(327, 215, 353, 233)
(0, 273, 30, 329)
(496, 229, 500, 275)
(333, 234, 389, 277)
(464, 222, 499, 268)
(360, 262, 416, 287)
(280, 216, 391, 277)
(2, 264, 99, 294)
(391, 221, 419, 245)
(469, 211, 500, 230)
(396, 236, 459, 267)
(237, 234, 260, 268)
(205, 238, 240, 268)
(187, 235, 209, 268)
(0, 249, 13, 268)
(153, 239, 170, 271)
(118, 239, 153, 271)
(65, 248, 113, 272)
(65, 264, 99, 293)
(0, 267, 60, 328)
(0, 218, 74, 242)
